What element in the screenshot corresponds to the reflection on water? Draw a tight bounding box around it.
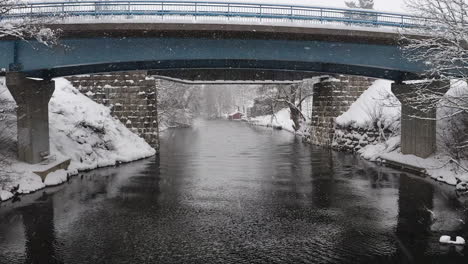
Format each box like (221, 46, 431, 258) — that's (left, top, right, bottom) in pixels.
(0, 120, 467, 263)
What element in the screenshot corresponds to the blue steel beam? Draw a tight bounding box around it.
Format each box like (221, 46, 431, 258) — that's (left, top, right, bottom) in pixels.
(0, 37, 426, 81)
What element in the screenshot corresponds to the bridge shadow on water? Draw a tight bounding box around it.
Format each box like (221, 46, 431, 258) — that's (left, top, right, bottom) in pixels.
(0, 121, 467, 263)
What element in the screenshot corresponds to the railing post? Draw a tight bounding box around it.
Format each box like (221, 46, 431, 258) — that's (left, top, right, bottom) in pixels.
(61, 2, 65, 20)
(259, 4, 262, 22)
(227, 3, 230, 21)
(161, 2, 164, 20)
(290, 6, 293, 21)
(320, 9, 323, 24)
(194, 2, 197, 21)
(94, 1, 98, 18)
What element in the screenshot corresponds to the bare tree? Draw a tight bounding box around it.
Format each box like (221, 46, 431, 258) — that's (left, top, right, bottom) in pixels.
(401, 0, 468, 160)
(156, 79, 202, 128)
(403, 0, 467, 81)
(258, 79, 317, 132)
(0, 0, 59, 45)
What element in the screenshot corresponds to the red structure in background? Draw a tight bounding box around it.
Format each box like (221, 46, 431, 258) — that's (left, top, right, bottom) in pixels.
(228, 112, 243, 120)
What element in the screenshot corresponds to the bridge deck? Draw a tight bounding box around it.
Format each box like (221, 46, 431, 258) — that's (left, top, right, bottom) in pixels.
(4, 1, 423, 30)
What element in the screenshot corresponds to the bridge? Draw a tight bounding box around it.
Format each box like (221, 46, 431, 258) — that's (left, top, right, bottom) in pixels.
(0, 1, 444, 163)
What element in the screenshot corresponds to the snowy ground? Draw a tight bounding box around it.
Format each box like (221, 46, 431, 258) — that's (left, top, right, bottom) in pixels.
(339, 79, 468, 192)
(0, 77, 156, 201)
(249, 108, 310, 137)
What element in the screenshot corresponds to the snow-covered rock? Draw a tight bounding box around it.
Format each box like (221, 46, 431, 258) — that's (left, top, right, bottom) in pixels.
(456, 181, 468, 192)
(439, 235, 466, 245)
(44, 169, 68, 186)
(0, 190, 13, 201)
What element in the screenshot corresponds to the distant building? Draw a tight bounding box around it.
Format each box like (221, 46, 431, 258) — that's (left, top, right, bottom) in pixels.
(228, 112, 243, 120)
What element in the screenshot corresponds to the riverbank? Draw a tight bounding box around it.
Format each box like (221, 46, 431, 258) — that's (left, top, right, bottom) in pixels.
(248, 79, 468, 193)
(336, 79, 468, 192)
(0, 77, 156, 202)
(248, 108, 311, 137)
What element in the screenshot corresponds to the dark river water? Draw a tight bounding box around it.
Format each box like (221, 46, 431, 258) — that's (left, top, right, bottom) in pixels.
(1, 120, 468, 264)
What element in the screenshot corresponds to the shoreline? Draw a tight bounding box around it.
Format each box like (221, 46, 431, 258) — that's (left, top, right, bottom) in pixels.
(0, 153, 157, 204)
(248, 118, 468, 194)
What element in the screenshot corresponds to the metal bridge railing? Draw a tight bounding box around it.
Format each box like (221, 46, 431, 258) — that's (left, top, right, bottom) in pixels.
(2, 1, 424, 29)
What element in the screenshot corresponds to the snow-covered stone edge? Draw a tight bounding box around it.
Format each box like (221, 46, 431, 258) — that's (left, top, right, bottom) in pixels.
(334, 78, 468, 193)
(360, 144, 468, 192)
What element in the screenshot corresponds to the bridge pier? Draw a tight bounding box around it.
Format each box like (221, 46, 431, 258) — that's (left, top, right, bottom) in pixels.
(6, 72, 55, 164)
(391, 81, 449, 158)
(310, 76, 373, 146)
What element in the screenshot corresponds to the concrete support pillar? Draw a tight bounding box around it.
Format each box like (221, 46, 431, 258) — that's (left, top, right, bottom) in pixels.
(6, 72, 55, 164)
(391, 81, 448, 158)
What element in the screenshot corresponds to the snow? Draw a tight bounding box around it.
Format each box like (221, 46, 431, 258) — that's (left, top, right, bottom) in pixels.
(52, 17, 408, 34)
(250, 108, 295, 132)
(0, 77, 156, 201)
(358, 136, 400, 161)
(249, 107, 311, 137)
(228, 111, 243, 116)
(439, 236, 466, 245)
(336, 79, 400, 130)
(49, 78, 156, 170)
(379, 152, 462, 185)
(43, 169, 68, 186)
(0, 190, 13, 201)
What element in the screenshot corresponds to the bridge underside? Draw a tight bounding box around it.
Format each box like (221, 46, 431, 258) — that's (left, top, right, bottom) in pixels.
(21, 60, 421, 81)
(149, 69, 320, 81)
(146, 69, 323, 84)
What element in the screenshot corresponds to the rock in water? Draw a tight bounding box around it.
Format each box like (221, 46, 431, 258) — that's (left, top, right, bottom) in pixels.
(439, 235, 466, 245)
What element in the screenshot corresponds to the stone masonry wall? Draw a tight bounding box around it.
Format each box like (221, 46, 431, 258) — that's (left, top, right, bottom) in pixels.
(332, 126, 392, 153)
(309, 75, 374, 147)
(66, 71, 160, 150)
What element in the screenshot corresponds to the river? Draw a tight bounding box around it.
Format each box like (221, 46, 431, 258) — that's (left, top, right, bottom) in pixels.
(0, 120, 467, 263)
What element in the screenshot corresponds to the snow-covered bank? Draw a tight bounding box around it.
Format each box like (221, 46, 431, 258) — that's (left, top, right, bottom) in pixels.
(249, 108, 311, 137)
(336, 79, 400, 131)
(0, 78, 156, 201)
(336, 79, 468, 192)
